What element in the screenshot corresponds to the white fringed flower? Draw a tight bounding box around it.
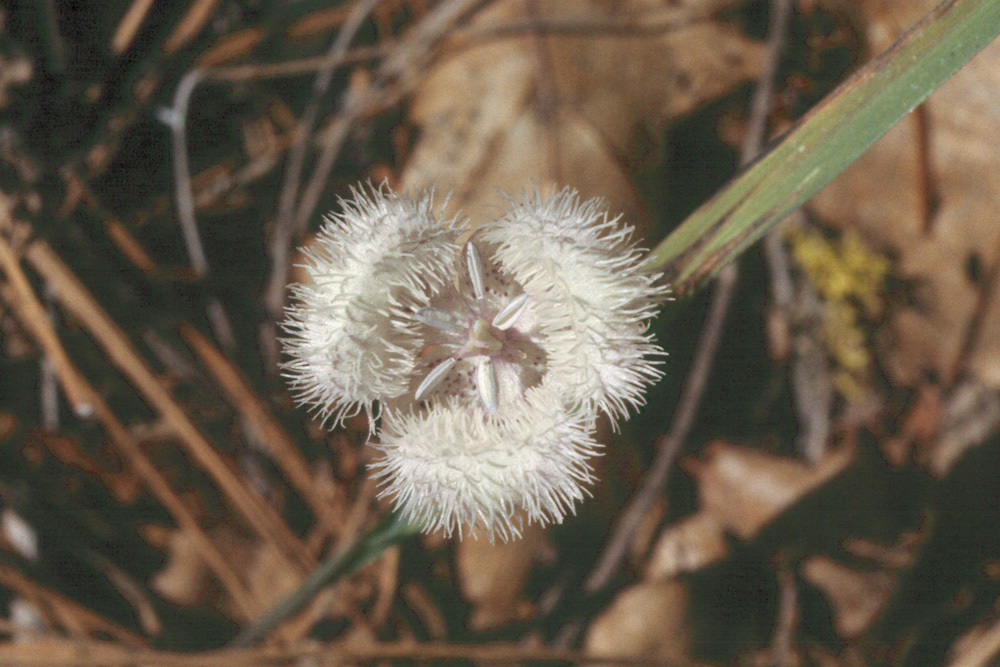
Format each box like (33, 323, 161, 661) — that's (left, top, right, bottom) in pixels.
(282, 184, 668, 539)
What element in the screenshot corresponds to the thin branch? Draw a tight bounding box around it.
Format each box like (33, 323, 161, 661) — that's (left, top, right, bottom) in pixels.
(178, 322, 342, 538)
(574, 0, 795, 616)
(141, 328, 201, 381)
(39, 285, 59, 431)
(761, 565, 798, 667)
(161, 69, 210, 278)
(202, 3, 740, 87)
(579, 263, 738, 598)
(22, 238, 315, 574)
(262, 0, 383, 322)
(788, 271, 835, 464)
(0, 566, 144, 646)
(753, 0, 833, 464)
(447, 0, 744, 43)
(290, 0, 494, 237)
(0, 232, 260, 617)
(0, 636, 702, 666)
(159, 70, 236, 349)
(256, 0, 494, 373)
(110, 0, 156, 54)
(946, 221, 1000, 385)
(206, 44, 386, 83)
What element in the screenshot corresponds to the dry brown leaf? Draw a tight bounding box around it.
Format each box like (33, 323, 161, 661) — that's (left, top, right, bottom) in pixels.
(948, 612, 1000, 667)
(808, 1, 1000, 392)
(645, 510, 728, 579)
(0, 412, 16, 440)
(801, 555, 893, 638)
(149, 525, 301, 618)
(583, 578, 692, 665)
(244, 542, 306, 613)
(401, 0, 765, 225)
(149, 528, 213, 608)
(455, 522, 552, 630)
(686, 442, 853, 540)
(0, 53, 32, 108)
(932, 378, 1000, 475)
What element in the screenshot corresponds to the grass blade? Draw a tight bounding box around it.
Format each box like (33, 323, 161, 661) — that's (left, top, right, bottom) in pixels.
(644, 0, 1000, 295)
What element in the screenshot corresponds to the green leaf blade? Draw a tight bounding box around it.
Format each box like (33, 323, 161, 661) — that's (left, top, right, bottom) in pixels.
(646, 0, 1000, 296)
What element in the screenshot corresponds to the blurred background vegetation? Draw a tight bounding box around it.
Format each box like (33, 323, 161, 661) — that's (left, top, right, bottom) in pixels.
(2, 0, 1000, 665)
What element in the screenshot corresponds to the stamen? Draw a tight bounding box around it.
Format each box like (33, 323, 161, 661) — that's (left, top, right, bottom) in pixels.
(465, 242, 487, 304)
(414, 307, 464, 335)
(415, 357, 457, 401)
(491, 293, 529, 331)
(476, 356, 499, 414)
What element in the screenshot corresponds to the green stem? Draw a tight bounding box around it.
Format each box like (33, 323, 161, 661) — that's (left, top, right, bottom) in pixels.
(230, 511, 420, 647)
(644, 0, 1000, 296)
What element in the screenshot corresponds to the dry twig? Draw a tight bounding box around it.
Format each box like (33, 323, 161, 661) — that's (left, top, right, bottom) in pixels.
(19, 237, 314, 574)
(579, 0, 795, 603)
(177, 323, 341, 542)
(0, 566, 145, 646)
(0, 228, 259, 617)
(262, 0, 384, 324)
(0, 636, 699, 666)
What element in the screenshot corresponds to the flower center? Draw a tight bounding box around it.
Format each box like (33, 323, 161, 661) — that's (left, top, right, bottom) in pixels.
(412, 242, 534, 414)
(470, 319, 504, 355)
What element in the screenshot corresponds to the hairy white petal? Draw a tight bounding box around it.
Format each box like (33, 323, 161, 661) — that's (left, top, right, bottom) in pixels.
(280, 183, 462, 426)
(478, 187, 669, 419)
(414, 307, 465, 335)
(372, 388, 599, 540)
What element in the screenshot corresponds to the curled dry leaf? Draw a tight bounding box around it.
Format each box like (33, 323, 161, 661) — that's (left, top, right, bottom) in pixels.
(245, 542, 306, 614)
(801, 555, 894, 638)
(149, 526, 305, 619)
(685, 442, 853, 540)
(932, 378, 1000, 475)
(645, 510, 728, 580)
(455, 522, 552, 630)
(149, 528, 212, 609)
(150, 526, 261, 615)
(584, 578, 692, 665)
(401, 0, 765, 224)
(808, 1, 1000, 392)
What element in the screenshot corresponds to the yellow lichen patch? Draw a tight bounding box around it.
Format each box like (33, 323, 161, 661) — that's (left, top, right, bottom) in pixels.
(787, 226, 891, 402)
